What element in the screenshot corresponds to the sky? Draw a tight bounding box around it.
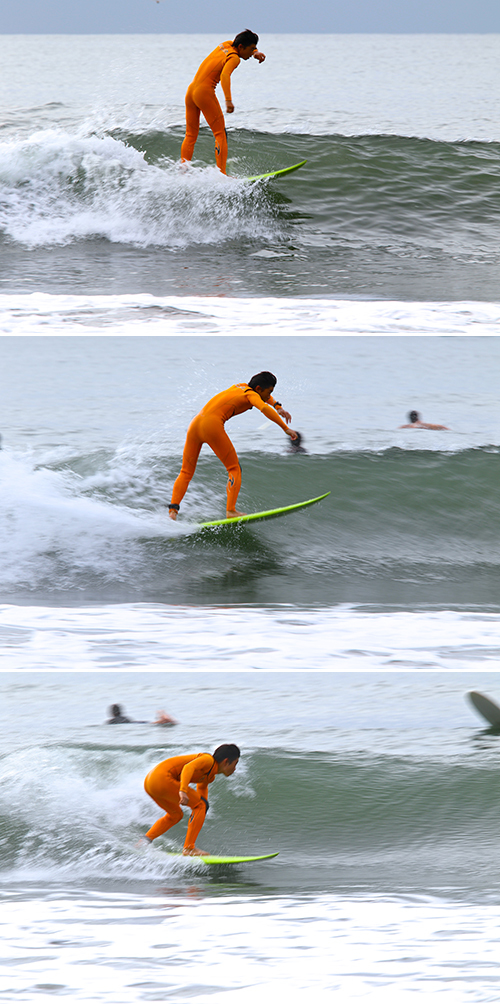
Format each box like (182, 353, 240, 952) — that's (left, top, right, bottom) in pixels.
(1, 0, 500, 34)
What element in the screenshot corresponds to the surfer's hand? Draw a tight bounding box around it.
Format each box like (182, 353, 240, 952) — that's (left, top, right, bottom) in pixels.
(179, 791, 190, 806)
(276, 406, 291, 423)
(226, 101, 234, 113)
(288, 429, 299, 441)
(253, 50, 266, 63)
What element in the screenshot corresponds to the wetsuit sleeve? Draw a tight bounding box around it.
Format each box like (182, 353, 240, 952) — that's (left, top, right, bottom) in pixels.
(179, 754, 214, 792)
(220, 55, 240, 102)
(244, 389, 290, 432)
(260, 403, 290, 432)
(268, 395, 284, 409)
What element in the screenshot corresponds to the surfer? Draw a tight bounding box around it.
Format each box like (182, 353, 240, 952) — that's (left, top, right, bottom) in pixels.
(142, 745, 240, 856)
(168, 371, 298, 520)
(399, 410, 449, 430)
(180, 29, 266, 174)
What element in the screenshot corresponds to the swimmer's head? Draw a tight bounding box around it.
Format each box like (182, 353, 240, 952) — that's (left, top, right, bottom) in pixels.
(109, 704, 122, 717)
(408, 410, 420, 423)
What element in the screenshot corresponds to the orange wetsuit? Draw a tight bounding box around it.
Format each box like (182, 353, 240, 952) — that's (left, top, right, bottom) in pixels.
(180, 41, 240, 174)
(170, 383, 289, 512)
(144, 752, 219, 849)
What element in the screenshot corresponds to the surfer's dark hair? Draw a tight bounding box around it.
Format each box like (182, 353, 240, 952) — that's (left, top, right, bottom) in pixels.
(248, 371, 277, 390)
(408, 410, 420, 423)
(213, 744, 241, 763)
(232, 29, 259, 48)
(109, 704, 122, 716)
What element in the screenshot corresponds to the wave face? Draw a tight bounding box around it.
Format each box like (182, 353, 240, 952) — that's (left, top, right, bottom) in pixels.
(3, 128, 500, 251)
(1, 447, 499, 607)
(2, 128, 500, 298)
(2, 721, 500, 894)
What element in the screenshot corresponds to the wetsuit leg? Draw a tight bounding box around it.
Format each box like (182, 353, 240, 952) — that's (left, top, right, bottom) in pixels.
(181, 85, 201, 162)
(170, 415, 241, 510)
(184, 793, 208, 850)
(170, 418, 203, 507)
(144, 772, 184, 841)
(191, 84, 228, 174)
(202, 418, 242, 510)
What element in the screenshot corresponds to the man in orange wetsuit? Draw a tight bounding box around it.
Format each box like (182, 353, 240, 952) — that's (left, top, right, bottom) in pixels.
(180, 28, 266, 174)
(143, 744, 240, 855)
(168, 370, 298, 520)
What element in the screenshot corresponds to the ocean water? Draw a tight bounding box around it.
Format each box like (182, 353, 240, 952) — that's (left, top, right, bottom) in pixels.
(1, 34, 500, 299)
(1, 33, 500, 1004)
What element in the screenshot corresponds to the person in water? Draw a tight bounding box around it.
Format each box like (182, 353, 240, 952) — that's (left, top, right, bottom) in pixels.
(107, 704, 177, 725)
(181, 29, 266, 174)
(399, 410, 449, 430)
(142, 744, 240, 856)
(107, 704, 132, 724)
(168, 371, 298, 520)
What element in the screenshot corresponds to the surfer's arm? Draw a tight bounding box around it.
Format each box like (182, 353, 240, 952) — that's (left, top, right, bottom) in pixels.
(261, 403, 290, 431)
(179, 754, 214, 794)
(253, 50, 266, 63)
(269, 396, 292, 423)
(245, 388, 297, 437)
(220, 55, 240, 110)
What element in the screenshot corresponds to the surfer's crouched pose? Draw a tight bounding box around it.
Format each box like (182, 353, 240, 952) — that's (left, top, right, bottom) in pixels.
(168, 371, 298, 519)
(142, 745, 240, 856)
(181, 29, 266, 174)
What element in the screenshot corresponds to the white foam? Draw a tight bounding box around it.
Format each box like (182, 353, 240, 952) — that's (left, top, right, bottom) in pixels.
(1, 890, 499, 1002)
(0, 130, 276, 248)
(0, 602, 498, 673)
(0, 451, 184, 587)
(1, 291, 499, 336)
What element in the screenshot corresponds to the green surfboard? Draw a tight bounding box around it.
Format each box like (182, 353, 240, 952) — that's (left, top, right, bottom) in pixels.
(164, 852, 279, 865)
(244, 160, 307, 182)
(197, 491, 330, 530)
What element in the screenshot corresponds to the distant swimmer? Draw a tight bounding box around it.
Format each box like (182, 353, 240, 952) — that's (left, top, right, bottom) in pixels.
(141, 745, 240, 856)
(180, 29, 266, 174)
(168, 371, 298, 520)
(399, 410, 449, 430)
(106, 704, 177, 725)
(107, 704, 132, 724)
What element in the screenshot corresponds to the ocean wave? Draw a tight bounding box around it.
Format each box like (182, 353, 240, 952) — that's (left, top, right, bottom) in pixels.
(2, 740, 500, 888)
(0, 447, 499, 606)
(2, 127, 500, 253)
(0, 128, 281, 248)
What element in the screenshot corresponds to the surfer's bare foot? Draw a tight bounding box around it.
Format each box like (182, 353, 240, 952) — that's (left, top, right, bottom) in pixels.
(226, 509, 246, 519)
(183, 847, 207, 856)
(168, 510, 177, 521)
